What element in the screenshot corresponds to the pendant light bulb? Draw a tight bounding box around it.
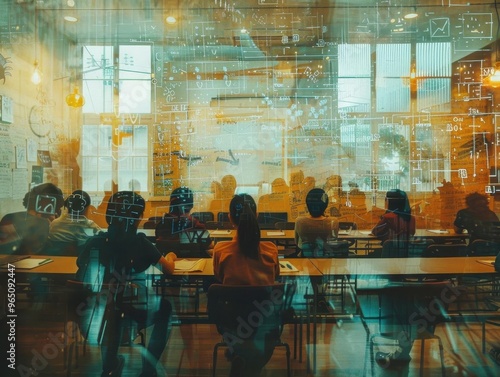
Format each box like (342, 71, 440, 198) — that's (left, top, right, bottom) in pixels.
(31, 61, 42, 85)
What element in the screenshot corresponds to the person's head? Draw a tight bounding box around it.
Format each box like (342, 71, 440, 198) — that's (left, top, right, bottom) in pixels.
(229, 194, 260, 259)
(326, 175, 342, 188)
(385, 189, 411, 221)
(305, 188, 328, 217)
(23, 183, 64, 220)
(106, 191, 145, 233)
(64, 190, 91, 217)
(128, 179, 141, 192)
(271, 178, 288, 194)
(465, 192, 489, 209)
(169, 186, 194, 216)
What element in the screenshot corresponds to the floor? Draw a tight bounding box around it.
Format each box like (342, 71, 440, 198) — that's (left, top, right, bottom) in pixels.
(5, 277, 500, 377)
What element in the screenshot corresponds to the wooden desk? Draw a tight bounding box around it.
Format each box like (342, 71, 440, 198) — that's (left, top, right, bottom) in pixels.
(341, 228, 468, 240)
(209, 229, 296, 243)
(309, 256, 497, 277)
(147, 257, 321, 278)
(0, 255, 78, 278)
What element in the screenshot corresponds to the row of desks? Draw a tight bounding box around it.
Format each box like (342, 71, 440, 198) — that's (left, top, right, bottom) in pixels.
(3, 255, 496, 279)
(139, 228, 469, 243)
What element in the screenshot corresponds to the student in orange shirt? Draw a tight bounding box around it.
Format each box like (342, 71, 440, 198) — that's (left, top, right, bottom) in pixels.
(212, 193, 280, 376)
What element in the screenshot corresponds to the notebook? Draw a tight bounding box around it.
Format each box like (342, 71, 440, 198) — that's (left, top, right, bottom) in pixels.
(174, 259, 207, 272)
(266, 231, 285, 236)
(211, 230, 232, 235)
(477, 260, 495, 267)
(5, 258, 53, 270)
(426, 229, 449, 234)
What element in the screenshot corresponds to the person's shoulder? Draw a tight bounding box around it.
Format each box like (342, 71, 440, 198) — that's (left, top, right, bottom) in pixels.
(213, 241, 236, 257)
(260, 241, 279, 253)
(294, 216, 309, 224)
(0, 211, 25, 224)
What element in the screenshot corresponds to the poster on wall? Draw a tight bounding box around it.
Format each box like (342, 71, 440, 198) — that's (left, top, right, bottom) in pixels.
(37, 149, 52, 167)
(0, 95, 13, 123)
(31, 165, 43, 185)
(0, 163, 12, 198)
(15, 145, 27, 168)
(27, 138, 38, 162)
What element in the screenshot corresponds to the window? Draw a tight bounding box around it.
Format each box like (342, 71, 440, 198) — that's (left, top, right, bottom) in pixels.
(416, 42, 451, 112)
(81, 124, 149, 194)
(376, 44, 412, 112)
(82, 45, 152, 114)
(338, 44, 371, 113)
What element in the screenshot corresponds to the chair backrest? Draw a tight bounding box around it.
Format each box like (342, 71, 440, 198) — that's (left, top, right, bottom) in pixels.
(468, 239, 500, 256)
(381, 239, 410, 258)
(76, 234, 147, 302)
(142, 216, 162, 229)
(207, 283, 290, 347)
(205, 220, 232, 230)
(217, 212, 230, 222)
(301, 239, 351, 258)
(76, 235, 109, 292)
(191, 211, 215, 224)
(155, 227, 212, 258)
(257, 212, 289, 229)
(155, 215, 194, 239)
(339, 221, 358, 231)
(422, 243, 468, 257)
(274, 221, 295, 230)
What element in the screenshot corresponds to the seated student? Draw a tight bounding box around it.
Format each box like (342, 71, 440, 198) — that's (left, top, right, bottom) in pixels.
(46, 190, 102, 256)
(369, 189, 418, 367)
(155, 186, 211, 256)
(212, 193, 280, 376)
(76, 191, 177, 377)
(156, 186, 205, 239)
(0, 182, 64, 254)
(294, 188, 339, 257)
(294, 188, 339, 312)
(454, 192, 500, 242)
(371, 189, 416, 258)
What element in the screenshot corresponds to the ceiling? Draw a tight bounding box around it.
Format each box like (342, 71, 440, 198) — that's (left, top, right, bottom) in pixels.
(0, 0, 498, 63)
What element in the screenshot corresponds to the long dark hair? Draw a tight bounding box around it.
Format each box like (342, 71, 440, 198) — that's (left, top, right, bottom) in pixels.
(229, 194, 260, 259)
(385, 189, 412, 222)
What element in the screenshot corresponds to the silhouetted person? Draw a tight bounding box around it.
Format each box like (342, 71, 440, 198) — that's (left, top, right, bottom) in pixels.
(295, 188, 339, 312)
(46, 190, 102, 256)
(454, 192, 499, 242)
(76, 191, 177, 377)
(0, 183, 64, 254)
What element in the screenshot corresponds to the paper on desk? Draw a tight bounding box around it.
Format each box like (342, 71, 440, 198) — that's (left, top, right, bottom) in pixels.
(477, 260, 495, 267)
(211, 230, 232, 235)
(426, 229, 449, 234)
(279, 261, 299, 273)
(175, 259, 206, 272)
(358, 230, 373, 235)
(267, 231, 285, 236)
(9, 258, 53, 269)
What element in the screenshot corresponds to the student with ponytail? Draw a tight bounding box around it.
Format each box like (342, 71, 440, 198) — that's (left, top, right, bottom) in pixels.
(212, 194, 280, 376)
(212, 193, 279, 285)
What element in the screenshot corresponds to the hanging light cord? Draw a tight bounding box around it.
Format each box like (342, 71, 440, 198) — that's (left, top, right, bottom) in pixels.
(495, 0, 500, 62)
